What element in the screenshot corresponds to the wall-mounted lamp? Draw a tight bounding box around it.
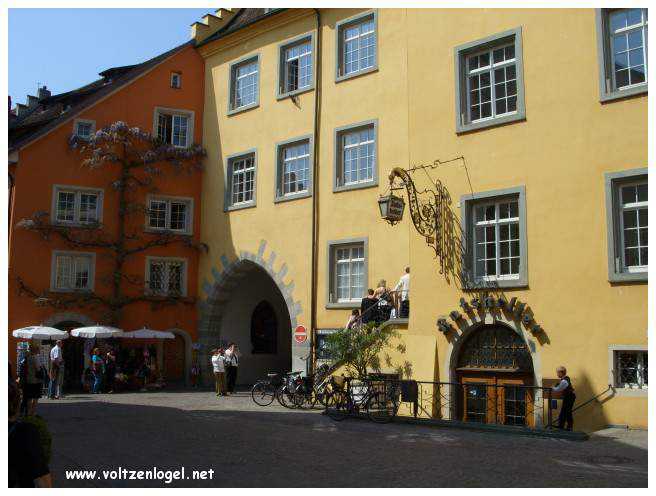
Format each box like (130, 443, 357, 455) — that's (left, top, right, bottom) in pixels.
(378, 193, 405, 225)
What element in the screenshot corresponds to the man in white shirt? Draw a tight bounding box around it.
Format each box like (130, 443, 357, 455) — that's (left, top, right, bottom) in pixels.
(48, 340, 64, 399)
(211, 349, 226, 397)
(224, 343, 241, 394)
(552, 366, 576, 430)
(394, 266, 410, 318)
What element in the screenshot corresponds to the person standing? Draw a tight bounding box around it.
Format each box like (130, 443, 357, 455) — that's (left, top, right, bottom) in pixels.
(394, 266, 411, 318)
(17, 343, 44, 416)
(211, 349, 227, 397)
(360, 289, 379, 325)
(48, 340, 64, 399)
(91, 348, 104, 394)
(224, 343, 241, 394)
(345, 309, 361, 330)
(104, 350, 116, 394)
(374, 280, 393, 322)
(552, 366, 576, 431)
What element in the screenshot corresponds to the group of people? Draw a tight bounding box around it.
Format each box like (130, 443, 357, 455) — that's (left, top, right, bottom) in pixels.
(210, 343, 241, 397)
(346, 266, 411, 330)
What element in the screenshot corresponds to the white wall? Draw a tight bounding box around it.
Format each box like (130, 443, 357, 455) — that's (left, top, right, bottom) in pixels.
(219, 268, 292, 385)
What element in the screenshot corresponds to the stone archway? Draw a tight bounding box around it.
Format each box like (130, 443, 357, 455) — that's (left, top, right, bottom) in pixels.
(44, 312, 94, 328)
(197, 240, 306, 384)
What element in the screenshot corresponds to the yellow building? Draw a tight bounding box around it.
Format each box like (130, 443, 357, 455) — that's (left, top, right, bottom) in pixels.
(193, 8, 648, 431)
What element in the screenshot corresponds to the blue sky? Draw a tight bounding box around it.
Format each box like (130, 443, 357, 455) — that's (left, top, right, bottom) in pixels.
(9, 8, 213, 106)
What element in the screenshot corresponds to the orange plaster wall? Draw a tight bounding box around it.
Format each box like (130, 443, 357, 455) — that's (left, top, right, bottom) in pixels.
(8, 45, 205, 361)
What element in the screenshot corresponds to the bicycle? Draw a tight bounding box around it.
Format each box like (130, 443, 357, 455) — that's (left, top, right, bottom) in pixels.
(251, 372, 283, 406)
(276, 371, 303, 409)
(291, 364, 331, 409)
(326, 376, 400, 423)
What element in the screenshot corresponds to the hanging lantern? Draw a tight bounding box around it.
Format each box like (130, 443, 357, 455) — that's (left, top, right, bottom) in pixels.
(378, 193, 405, 225)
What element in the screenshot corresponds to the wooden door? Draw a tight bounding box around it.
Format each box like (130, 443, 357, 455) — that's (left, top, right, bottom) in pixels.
(461, 376, 497, 424)
(164, 336, 185, 382)
(496, 376, 534, 427)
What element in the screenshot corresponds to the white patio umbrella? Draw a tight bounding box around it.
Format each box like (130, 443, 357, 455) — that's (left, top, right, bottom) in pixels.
(120, 327, 175, 339)
(12, 326, 69, 340)
(70, 325, 124, 339)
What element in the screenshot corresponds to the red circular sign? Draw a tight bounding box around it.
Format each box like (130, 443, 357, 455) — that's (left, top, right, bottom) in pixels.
(294, 325, 307, 344)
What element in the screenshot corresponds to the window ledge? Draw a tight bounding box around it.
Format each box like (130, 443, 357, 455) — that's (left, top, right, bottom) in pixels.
(462, 278, 528, 290)
(227, 102, 260, 117)
(276, 85, 314, 101)
(274, 191, 312, 204)
(600, 84, 648, 103)
(49, 288, 93, 294)
(326, 302, 360, 310)
(612, 387, 648, 397)
(52, 221, 101, 229)
(336, 65, 379, 83)
(224, 201, 257, 213)
(609, 271, 648, 283)
(144, 227, 192, 236)
(333, 179, 379, 194)
(457, 111, 526, 134)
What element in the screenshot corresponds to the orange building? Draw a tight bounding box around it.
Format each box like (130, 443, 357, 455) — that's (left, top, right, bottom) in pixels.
(8, 42, 205, 388)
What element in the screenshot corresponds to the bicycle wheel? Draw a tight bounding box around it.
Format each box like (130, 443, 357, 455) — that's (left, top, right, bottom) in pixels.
(251, 381, 275, 406)
(327, 390, 349, 421)
(366, 391, 398, 423)
(276, 385, 296, 409)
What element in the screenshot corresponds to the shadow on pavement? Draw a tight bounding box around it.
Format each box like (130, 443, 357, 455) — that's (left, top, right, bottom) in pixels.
(40, 399, 647, 488)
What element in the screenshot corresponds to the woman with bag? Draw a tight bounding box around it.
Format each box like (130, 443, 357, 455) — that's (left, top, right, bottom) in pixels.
(17, 342, 45, 416)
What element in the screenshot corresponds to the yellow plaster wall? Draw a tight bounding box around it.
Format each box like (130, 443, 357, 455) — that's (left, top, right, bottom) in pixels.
(199, 8, 647, 431)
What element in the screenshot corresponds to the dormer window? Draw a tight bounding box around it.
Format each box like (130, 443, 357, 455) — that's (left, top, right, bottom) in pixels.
(171, 72, 181, 89)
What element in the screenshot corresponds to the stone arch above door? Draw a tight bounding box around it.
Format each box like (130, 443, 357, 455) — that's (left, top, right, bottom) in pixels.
(197, 239, 305, 376)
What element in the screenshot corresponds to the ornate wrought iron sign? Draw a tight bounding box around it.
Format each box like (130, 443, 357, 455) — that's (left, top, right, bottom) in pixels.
(379, 165, 451, 274)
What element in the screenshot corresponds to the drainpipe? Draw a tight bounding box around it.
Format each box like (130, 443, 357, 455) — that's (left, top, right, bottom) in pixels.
(309, 8, 322, 375)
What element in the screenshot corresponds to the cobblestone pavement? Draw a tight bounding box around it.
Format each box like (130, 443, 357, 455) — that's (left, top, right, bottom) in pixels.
(38, 390, 647, 487)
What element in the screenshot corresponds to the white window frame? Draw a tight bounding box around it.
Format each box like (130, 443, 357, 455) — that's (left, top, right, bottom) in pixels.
(51, 185, 104, 226)
(618, 181, 648, 273)
(152, 107, 194, 149)
(170, 72, 182, 89)
(228, 54, 260, 115)
(145, 195, 193, 235)
(608, 345, 648, 396)
(596, 8, 649, 101)
(50, 250, 96, 292)
(334, 120, 379, 193)
(605, 168, 648, 282)
(465, 43, 518, 124)
(335, 11, 378, 82)
(278, 34, 315, 99)
(73, 119, 96, 140)
(326, 237, 368, 309)
(145, 256, 188, 297)
(472, 199, 521, 282)
(224, 149, 257, 211)
(275, 135, 313, 202)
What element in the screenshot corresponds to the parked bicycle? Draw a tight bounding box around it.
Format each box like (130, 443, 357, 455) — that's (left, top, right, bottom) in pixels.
(251, 372, 284, 406)
(326, 376, 400, 423)
(291, 363, 332, 409)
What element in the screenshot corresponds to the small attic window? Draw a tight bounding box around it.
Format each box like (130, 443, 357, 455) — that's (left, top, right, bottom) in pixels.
(171, 72, 181, 89)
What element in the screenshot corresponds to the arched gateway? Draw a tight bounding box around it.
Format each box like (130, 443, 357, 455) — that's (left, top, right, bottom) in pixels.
(443, 311, 542, 427)
(198, 241, 306, 385)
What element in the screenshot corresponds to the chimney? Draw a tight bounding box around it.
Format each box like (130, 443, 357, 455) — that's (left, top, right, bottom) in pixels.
(27, 95, 39, 108)
(38, 86, 51, 100)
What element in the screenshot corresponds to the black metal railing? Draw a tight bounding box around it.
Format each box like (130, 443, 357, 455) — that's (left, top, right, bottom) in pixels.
(327, 377, 577, 429)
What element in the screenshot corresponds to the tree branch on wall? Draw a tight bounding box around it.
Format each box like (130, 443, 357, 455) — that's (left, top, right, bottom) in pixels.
(15, 121, 206, 325)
